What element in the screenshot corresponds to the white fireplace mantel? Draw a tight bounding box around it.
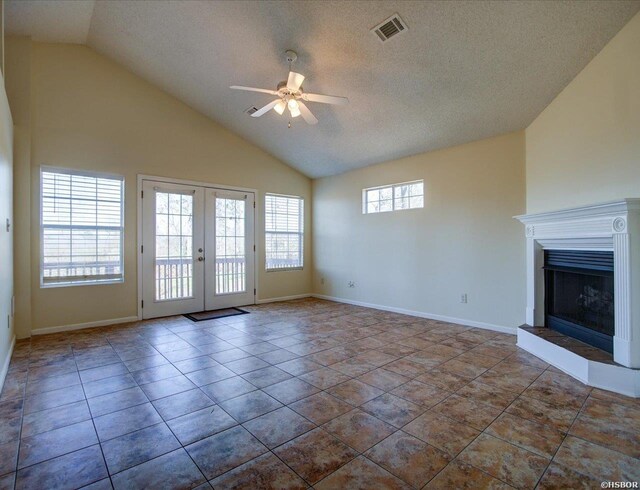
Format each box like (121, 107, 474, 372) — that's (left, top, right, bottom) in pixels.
(515, 199, 640, 370)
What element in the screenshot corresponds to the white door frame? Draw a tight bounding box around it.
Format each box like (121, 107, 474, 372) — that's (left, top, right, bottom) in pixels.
(137, 174, 258, 320)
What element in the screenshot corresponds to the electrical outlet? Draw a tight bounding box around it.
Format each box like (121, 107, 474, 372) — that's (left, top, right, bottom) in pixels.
(348, 281, 356, 288)
(461, 293, 468, 304)
(320, 277, 325, 285)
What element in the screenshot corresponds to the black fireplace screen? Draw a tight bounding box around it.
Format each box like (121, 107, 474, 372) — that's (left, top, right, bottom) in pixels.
(544, 250, 614, 352)
(547, 270, 614, 336)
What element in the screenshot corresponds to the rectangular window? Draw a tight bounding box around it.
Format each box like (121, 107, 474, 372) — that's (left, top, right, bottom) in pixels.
(265, 194, 304, 270)
(363, 180, 424, 214)
(41, 167, 124, 286)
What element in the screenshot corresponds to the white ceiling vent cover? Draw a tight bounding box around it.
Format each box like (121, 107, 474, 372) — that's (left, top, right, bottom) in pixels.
(245, 106, 258, 115)
(372, 14, 408, 42)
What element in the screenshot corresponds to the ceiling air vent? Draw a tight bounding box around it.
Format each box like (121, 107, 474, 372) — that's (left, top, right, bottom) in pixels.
(372, 14, 407, 42)
(245, 106, 258, 115)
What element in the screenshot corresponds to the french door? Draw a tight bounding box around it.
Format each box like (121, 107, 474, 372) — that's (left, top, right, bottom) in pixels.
(205, 188, 255, 309)
(141, 180, 255, 319)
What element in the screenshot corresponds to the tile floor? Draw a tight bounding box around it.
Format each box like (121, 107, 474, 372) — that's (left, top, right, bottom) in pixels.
(0, 298, 639, 489)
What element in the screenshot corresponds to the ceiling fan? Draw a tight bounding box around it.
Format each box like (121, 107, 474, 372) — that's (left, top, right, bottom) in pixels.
(230, 50, 348, 125)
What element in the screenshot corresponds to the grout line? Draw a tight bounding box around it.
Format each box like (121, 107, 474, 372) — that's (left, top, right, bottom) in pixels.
(109, 332, 206, 485)
(3, 300, 628, 489)
(91, 338, 117, 489)
(537, 389, 621, 483)
(439, 363, 577, 488)
(12, 364, 27, 490)
(390, 345, 552, 488)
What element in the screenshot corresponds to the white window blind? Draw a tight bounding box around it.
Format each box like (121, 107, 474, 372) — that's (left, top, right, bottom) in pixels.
(363, 180, 424, 214)
(41, 168, 124, 286)
(265, 194, 304, 270)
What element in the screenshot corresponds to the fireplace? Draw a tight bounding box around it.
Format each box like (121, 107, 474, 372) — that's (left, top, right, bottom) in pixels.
(544, 250, 614, 353)
(515, 199, 640, 370)
(515, 200, 640, 395)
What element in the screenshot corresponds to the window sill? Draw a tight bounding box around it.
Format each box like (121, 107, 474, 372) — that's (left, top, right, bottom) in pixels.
(40, 279, 124, 289)
(266, 267, 304, 272)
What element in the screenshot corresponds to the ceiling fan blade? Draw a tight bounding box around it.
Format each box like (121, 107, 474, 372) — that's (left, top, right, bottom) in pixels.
(251, 99, 281, 117)
(302, 93, 349, 105)
(297, 101, 318, 125)
(230, 86, 278, 95)
(287, 71, 305, 91)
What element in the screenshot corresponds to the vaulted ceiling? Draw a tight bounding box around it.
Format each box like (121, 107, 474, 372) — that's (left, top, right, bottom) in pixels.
(6, 0, 640, 177)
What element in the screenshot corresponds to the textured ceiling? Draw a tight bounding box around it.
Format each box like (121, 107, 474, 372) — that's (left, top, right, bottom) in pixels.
(5, 0, 95, 44)
(6, 1, 640, 178)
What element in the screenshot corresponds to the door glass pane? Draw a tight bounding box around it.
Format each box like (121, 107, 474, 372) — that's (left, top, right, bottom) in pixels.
(155, 191, 194, 300)
(215, 198, 246, 294)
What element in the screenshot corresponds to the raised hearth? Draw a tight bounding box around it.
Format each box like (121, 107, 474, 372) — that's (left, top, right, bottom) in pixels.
(520, 326, 615, 364)
(518, 326, 640, 397)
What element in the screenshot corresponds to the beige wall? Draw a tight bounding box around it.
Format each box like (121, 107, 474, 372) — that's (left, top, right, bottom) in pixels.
(5, 36, 30, 340)
(6, 40, 312, 335)
(526, 11, 640, 214)
(313, 131, 526, 330)
(0, 69, 14, 378)
(6, 11, 638, 338)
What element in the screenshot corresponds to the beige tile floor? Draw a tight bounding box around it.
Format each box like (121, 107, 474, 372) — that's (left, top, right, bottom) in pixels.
(0, 298, 638, 489)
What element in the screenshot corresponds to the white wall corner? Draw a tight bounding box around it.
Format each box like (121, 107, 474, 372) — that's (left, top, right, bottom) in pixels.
(0, 335, 16, 393)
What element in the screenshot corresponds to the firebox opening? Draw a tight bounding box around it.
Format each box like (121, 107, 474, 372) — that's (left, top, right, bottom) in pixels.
(544, 250, 614, 353)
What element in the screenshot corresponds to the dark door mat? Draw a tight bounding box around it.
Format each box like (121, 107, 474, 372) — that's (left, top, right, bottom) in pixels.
(184, 307, 249, 322)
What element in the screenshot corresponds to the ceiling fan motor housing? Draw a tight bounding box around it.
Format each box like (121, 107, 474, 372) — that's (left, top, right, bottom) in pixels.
(276, 81, 302, 99)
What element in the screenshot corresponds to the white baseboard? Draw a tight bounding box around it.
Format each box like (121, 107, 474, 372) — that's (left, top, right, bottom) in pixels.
(256, 294, 312, 305)
(29, 294, 513, 338)
(31, 316, 139, 336)
(0, 335, 16, 393)
(312, 294, 516, 335)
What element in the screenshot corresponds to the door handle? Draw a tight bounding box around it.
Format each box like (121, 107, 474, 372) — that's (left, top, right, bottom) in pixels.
(198, 257, 205, 262)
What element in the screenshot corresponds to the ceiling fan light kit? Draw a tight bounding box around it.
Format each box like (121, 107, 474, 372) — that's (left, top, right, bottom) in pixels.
(274, 100, 286, 115)
(230, 50, 348, 126)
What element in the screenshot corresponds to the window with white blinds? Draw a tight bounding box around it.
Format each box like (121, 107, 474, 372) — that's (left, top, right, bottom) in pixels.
(265, 194, 304, 270)
(41, 167, 124, 286)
